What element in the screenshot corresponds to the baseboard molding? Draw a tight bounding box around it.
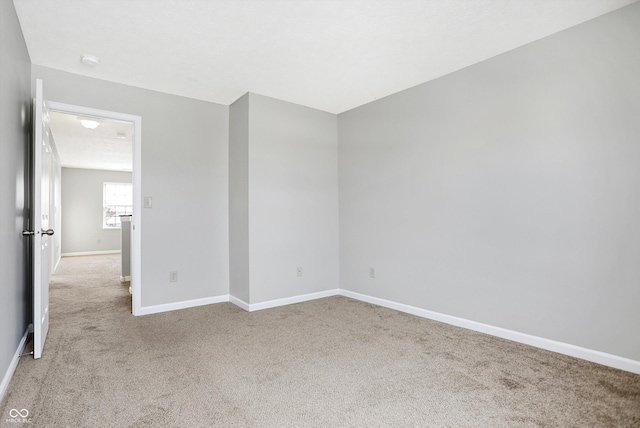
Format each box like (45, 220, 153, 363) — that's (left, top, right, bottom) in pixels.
(61, 250, 121, 257)
(137, 294, 229, 316)
(1, 324, 32, 403)
(339, 289, 640, 374)
(229, 295, 250, 311)
(231, 289, 340, 312)
(123, 284, 640, 373)
(119, 276, 131, 283)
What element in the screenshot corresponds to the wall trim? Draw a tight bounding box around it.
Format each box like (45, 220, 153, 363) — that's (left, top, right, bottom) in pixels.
(249, 289, 340, 311)
(339, 289, 640, 374)
(1, 324, 32, 403)
(61, 250, 120, 257)
(229, 295, 250, 311)
(230, 289, 340, 312)
(119, 285, 640, 373)
(137, 295, 229, 316)
(54, 254, 61, 273)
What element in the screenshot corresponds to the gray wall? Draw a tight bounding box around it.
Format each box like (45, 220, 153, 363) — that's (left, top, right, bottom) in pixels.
(61, 168, 132, 254)
(31, 65, 230, 308)
(229, 93, 339, 304)
(249, 94, 339, 303)
(229, 94, 250, 302)
(0, 0, 31, 393)
(338, 3, 640, 361)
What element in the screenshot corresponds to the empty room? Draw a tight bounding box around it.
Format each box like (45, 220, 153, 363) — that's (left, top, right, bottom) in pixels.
(1, 0, 639, 426)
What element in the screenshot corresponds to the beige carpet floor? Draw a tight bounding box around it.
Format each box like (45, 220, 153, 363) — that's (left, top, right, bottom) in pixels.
(1, 254, 639, 427)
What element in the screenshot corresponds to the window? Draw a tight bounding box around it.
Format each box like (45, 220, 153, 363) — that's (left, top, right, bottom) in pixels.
(103, 182, 132, 228)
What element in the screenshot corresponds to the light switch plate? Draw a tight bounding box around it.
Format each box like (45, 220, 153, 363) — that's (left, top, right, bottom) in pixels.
(143, 196, 152, 208)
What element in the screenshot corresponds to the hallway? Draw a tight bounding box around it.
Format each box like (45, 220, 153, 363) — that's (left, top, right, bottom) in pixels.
(50, 254, 131, 316)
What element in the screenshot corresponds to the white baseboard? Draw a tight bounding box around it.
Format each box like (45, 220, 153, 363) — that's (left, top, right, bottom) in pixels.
(61, 250, 121, 257)
(231, 289, 340, 312)
(137, 295, 229, 316)
(339, 289, 640, 374)
(119, 276, 131, 283)
(122, 283, 640, 374)
(229, 295, 250, 311)
(1, 324, 32, 403)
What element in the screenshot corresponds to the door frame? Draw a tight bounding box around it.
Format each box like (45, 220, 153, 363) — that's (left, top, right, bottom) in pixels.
(48, 101, 143, 315)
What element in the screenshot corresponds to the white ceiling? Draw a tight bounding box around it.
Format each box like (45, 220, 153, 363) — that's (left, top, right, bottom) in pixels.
(49, 111, 133, 172)
(14, 0, 638, 114)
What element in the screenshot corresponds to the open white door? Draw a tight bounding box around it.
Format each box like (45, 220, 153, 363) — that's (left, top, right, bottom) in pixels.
(31, 79, 54, 359)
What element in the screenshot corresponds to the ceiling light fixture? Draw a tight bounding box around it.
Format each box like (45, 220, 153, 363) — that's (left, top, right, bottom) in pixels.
(78, 117, 102, 129)
(80, 54, 100, 66)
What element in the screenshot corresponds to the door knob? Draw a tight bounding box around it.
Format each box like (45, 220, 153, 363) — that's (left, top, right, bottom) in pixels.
(41, 229, 54, 236)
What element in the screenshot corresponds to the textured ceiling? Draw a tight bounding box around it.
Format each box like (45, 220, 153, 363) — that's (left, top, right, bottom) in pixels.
(14, 0, 638, 114)
(49, 111, 133, 171)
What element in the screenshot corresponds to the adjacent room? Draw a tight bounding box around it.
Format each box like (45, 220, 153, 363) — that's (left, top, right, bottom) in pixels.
(51, 111, 135, 312)
(1, 0, 639, 425)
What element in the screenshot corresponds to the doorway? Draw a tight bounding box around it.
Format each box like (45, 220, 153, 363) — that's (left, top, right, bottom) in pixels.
(48, 102, 142, 315)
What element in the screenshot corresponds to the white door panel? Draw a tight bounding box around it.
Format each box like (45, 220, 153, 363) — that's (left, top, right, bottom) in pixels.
(32, 78, 53, 359)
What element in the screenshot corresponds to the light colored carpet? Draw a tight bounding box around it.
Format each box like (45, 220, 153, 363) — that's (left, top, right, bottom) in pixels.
(1, 254, 639, 427)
